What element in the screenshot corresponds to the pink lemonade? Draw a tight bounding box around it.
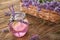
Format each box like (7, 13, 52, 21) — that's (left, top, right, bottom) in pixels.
(9, 19, 29, 37)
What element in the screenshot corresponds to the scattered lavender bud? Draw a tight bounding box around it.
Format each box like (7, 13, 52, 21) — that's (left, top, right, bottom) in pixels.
(5, 12, 11, 16)
(2, 28, 9, 33)
(30, 35, 40, 40)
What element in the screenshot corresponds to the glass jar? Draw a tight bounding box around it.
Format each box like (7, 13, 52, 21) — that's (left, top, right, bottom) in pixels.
(8, 12, 29, 37)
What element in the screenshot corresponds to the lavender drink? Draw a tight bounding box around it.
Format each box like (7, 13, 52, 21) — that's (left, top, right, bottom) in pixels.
(8, 12, 29, 37)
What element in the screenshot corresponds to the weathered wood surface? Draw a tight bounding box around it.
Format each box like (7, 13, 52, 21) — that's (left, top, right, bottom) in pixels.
(0, 0, 60, 40)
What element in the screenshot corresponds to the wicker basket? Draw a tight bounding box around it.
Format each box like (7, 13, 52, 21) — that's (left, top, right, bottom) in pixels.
(39, 9, 60, 23)
(20, 3, 60, 23)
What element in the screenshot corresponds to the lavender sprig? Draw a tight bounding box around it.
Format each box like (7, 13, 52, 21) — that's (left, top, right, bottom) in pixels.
(9, 5, 15, 16)
(30, 35, 40, 40)
(8, 5, 15, 21)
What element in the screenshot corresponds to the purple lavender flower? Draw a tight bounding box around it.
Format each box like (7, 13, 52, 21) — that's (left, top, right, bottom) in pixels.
(30, 35, 40, 40)
(5, 12, 11, 16)
(2, 28, 9, 33)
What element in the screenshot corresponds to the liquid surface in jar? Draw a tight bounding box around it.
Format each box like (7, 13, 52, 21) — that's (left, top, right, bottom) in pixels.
(12, 19, 28, 31)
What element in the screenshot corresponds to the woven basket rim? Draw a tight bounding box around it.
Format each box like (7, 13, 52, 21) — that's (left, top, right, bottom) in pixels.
(41, 9, 60, 16)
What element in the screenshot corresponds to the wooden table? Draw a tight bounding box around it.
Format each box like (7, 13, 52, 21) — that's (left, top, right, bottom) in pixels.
(0, 0, 60, 40)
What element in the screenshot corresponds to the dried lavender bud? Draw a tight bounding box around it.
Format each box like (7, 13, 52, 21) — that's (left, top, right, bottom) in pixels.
(30, 35, 40, 40)
(5, 12, 11, 16)
(2, 28, 9, 33)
